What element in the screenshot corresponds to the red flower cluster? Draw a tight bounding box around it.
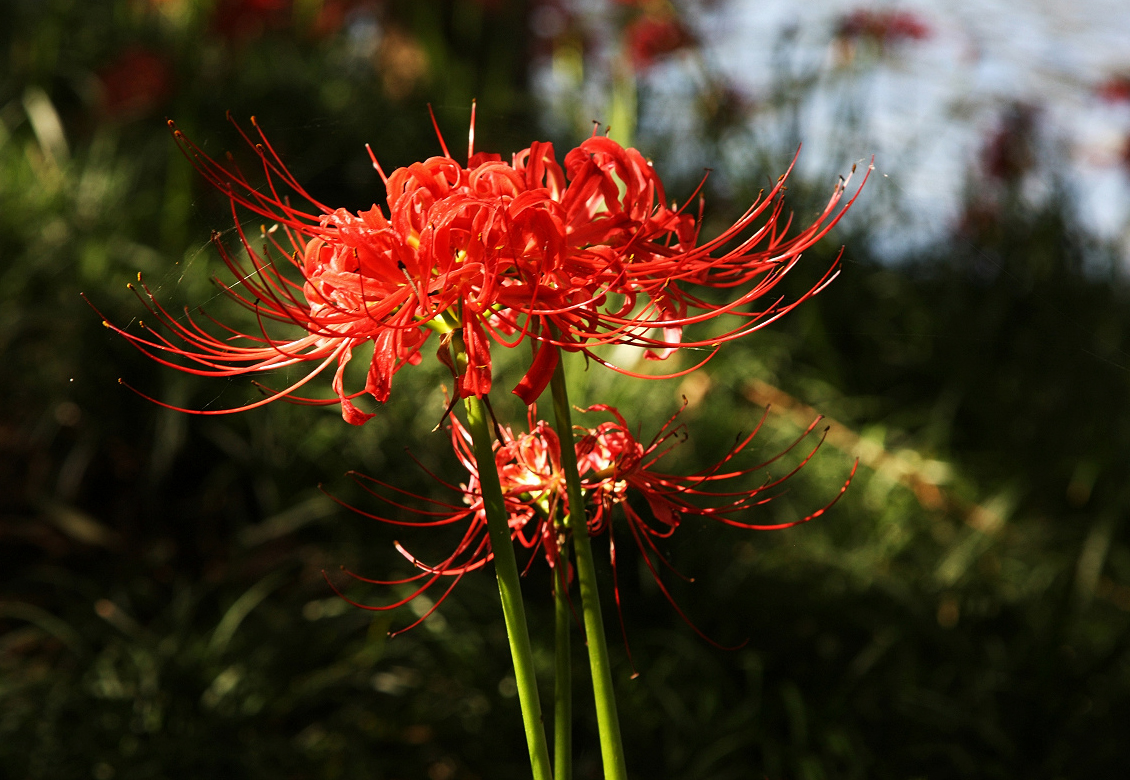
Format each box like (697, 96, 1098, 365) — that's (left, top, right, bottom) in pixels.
(980, 103, 1039, 184)
(106, 110, 865, 424)
(96, 47, 174, 120)
(836, 9, 931, 46)
(211, 0, 290, 41)
(1098, 74, 1130, 104)
(329, 405, 855, 645)
(328, 409, 566, 634)
(624, 14, 695, 72)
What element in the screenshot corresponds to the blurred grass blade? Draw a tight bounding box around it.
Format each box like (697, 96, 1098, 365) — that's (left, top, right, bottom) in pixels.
(0, 602, 85, 655)
(209, 570, 289, 655)
(22, 86, 69, 166)
(239, 495, 337, 547)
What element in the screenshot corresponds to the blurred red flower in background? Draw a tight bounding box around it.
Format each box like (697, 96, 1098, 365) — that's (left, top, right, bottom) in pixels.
(1097, 74, 1130, 103)
(211, 0, 290, 40)
(96, 47, 173, 120)
(624, 14, 695, 71)
(980, 103, 1039, 184)
(836, 9, 931, 46)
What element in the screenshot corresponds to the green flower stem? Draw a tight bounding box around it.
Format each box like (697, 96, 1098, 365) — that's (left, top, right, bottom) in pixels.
(553, 548, 572, 780)
(548, 359, 629, 780)
(453, 336, 552, 780)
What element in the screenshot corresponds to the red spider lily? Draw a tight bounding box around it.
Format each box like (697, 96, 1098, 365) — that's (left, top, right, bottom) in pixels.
(1097, 75, 1130, 103)
(574, 404, 856, 668)
(96, 47, 174, 120)
(101, 109, 866, 423)
(836, 9, 931, 46)
(981, 103, 1039, 184)
(328, 404, 855, 648)
(309, 0, 369, 39)
(211, 0, 290, 41)
(323, 410, 568, 635)
(101, 110, 588, 422)
(481, 137, 870, 377)
(624, 14, 695, 72)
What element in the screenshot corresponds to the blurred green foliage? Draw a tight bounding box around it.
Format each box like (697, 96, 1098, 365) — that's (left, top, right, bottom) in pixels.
(3, 1, 1130, 779)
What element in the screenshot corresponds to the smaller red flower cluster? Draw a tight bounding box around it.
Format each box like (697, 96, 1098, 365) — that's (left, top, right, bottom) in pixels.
(211, 0, 290, 41)
(836, 9, 932, 46)
(96, 47, 173, 120)
(980, 103, 1039, 184)
(624, 14, 695, 72)
(1097, 74, 1130, 104)
(104, 110, 866, 425)
(329, 405, 855, 645)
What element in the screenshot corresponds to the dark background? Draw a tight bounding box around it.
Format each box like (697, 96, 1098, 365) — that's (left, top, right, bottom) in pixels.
(3, 1, 1130, 778)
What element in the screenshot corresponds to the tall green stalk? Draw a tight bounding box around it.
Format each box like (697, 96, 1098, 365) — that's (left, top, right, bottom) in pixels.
(548, 358, 629, 780)
(553, 545, 572, 780)
(453, 334, 552, 780)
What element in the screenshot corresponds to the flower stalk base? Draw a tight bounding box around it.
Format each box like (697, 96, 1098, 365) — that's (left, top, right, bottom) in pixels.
(554, 556, 573, 780)
(549, 358, 629, 780)
(458, 338, 552, 780)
